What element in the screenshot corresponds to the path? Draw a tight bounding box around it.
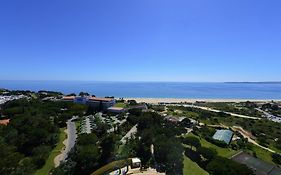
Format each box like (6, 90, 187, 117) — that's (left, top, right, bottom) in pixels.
(120, 124, 137, 144)
(54, 118, 77, 167)
(231, 126, 276, 154)
(207, 124, 277, 154)
(107, 116, 127, 133)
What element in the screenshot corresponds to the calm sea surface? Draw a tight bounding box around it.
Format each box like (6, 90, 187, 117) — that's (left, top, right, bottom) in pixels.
(0, 81, 281, 99)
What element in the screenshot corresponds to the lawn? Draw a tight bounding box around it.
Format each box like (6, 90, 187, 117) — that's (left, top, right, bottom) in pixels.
(183, 156, 209, 175)
(75, 120, 81, 134)
(91, 159, 131, 175)
(34, 128, 67, 175)
(114, 103, 127, 108)
(245, 144, 274, 164)
(185, 133, 238, 158)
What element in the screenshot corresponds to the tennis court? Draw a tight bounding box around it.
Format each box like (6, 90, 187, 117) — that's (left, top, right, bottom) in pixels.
(232, 152, 281, 175)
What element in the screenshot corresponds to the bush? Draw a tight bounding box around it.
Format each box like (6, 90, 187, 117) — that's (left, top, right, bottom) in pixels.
(272, 153, 281, 165)
(197, 147, 217, 161)
(206, 156, 254, 175)
(205, 136, 228, 148)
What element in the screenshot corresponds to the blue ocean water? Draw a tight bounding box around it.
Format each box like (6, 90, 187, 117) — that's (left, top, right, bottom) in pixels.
(0, 80, 281, 99)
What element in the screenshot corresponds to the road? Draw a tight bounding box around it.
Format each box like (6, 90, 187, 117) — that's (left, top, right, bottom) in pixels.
(120, 124, 137, 144)
(177, 104, 260, 120)
(255, 108, 281, 123)
(107, 116, 127, 133)
(54, 118, 77, 167)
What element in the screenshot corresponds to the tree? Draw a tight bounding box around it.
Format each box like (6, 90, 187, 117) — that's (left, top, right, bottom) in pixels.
(197, 147, 217, 161)
(128, 100, 137, 105)
(79, 92, 90, 97)
(128, 108, 142, 116)
(66, 93, 76, 96)
(72, 134, 100, 175)
(272, 153, 281, 165)
(183, 136, 201, 150)
(0, 142, 24, 175)
(99, 134, 117, 165)
(180, 118, 192, 127)
(206, 157, 254, 175)
(155, 137, 184, 175)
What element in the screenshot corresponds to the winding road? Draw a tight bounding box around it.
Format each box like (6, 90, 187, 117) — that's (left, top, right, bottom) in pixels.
(54, 118, 77, 167)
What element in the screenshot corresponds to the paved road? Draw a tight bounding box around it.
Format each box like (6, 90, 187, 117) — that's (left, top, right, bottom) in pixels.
(175, 104, 260, 120)
(108, 116, 127, 133)
(120, 125, 137, 144)
(54, 118, 77, 167)
(256, 108, 281, 123)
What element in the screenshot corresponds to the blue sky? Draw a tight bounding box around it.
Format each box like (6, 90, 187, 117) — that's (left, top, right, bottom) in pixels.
(0, 0, 281, 82)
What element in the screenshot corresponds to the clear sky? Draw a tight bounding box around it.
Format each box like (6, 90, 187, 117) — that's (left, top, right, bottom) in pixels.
(0, 0, 281, 82)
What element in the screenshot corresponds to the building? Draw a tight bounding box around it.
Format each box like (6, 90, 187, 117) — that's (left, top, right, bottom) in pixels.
(0, 119, 10, 126)
(87, 97, 116, 111)
(212, 129, 233, 145)
(131, 158, 141, 169)
(74, 96, 89, 104)
(232, 152, 281, 175)
(164, 116, 180, 123)
(107, 107, 125, 113)
(61, 96, 75, 102)
(61, 96, 115, 111)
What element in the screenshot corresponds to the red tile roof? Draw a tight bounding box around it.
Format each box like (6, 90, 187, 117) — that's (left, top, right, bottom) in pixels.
(0, 119, 10, 126)
(89, 97, 114, 102)
(62, 96, 75, 100)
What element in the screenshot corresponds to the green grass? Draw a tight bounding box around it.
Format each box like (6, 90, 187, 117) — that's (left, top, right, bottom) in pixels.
(246, 144, 274, 164)
(34, 128, 67, 175)
(75, 120, 81, 134)
(114, 103, 126, 108)
(185, 133, 238, 158)
(183, 156, 209, 175)
(91, 159, 131, 175)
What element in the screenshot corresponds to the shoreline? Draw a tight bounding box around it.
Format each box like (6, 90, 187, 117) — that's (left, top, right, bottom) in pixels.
(123, 98, 281, 104)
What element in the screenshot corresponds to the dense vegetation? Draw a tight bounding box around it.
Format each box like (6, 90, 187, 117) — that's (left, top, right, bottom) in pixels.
(117, 111, 186, 175)
(0, 95, 87, 175)
(183, 135, 253, 175)
(262, 102, 281, 117)
(169, 105, 281, 153)
(52, 120, 121, 174)
(1, 91, 280, 175)
(195, 101, 263, 117)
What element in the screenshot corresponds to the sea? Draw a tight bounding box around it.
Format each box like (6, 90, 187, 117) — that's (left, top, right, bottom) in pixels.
(0, 80, 281, 99)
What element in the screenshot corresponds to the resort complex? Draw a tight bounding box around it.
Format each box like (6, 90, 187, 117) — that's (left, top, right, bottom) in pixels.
(1, 89, 281, 175)
(1, 0, 281, 174)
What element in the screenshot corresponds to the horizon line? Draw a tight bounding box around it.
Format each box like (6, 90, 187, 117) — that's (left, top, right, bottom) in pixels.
(1, 80, 281, 83)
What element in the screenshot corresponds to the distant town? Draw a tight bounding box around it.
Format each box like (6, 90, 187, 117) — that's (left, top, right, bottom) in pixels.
(1, 88, 281, 175)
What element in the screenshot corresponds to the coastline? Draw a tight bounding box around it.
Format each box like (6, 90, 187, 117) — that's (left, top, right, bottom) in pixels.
(124, 98, 281, 104)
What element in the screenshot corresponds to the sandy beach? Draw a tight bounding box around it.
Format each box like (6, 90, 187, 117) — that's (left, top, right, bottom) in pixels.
(124, 98, 280, 104)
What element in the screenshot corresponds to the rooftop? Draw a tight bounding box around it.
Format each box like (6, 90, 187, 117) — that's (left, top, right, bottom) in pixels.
(132, 158, 141, 164)
(62, 96, 75, 100)
(89, 97, 114, 102)
(0, 119, 10, 126)
(108, 107, 124, 110)
(212, 129, 233, 144)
